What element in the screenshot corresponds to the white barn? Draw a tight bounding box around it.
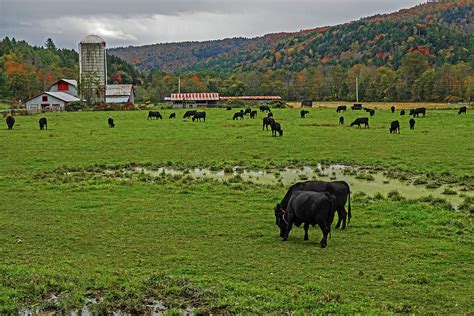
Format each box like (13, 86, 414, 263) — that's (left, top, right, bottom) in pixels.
(106, 84, 135, 104)
(25, 92, 80, 113)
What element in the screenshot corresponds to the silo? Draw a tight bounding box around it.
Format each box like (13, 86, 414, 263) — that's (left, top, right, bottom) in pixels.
(79, 34, 107, 104)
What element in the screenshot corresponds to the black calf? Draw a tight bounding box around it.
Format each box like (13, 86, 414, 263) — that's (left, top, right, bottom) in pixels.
(108, 118, 115, 128)
(389, 120, 400, 134)
(39, 117, 48, 130)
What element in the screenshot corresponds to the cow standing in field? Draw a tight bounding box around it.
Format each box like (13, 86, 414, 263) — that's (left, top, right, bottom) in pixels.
(263, 117, 275, 131)
(336, 105, 347, 113)
(169, 113, 176, 119)
(389, 120, 400, 134)
(108, 118, 115, 128)
(400, 110, 405, 116)
(459, 106, 467, 115)
(233, 112, 244, 120)
(267, 112, 273, 118)
(6, 116, 15, 130)
(260, 105, 271, 112)
(148, 111, 163, 120)
(226, 106, 232, 111)
(410, 108, 426, 117)
(192, 111, 206, 122)
(275, 191, 336, 248)
(183, 110, 197, 119)
(300, 110, 309, 118)
(339, 116, 344, 125)
(271, 121, 283, 137)
(250, 110, 257, 119)
(350, 117, 369, 128)
(39, 117, 48, 130)
(244, 108, 252, 115)
(409, 118, 416, 130)
(391, 106, 396, 113)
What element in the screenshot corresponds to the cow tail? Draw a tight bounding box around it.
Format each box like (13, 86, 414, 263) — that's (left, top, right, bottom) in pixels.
(348, 189, 352, 224)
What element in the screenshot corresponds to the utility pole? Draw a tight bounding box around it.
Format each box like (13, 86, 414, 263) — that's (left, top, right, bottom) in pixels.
(356, 77, 359, 103)
(178, 77, 181, 94)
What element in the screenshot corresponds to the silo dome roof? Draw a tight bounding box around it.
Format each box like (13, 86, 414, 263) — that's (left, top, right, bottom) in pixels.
(80, 34, 106, 44)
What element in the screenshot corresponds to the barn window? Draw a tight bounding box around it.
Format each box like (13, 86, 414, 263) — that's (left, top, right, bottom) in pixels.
(42, 95, 48, 102)
(57, 81, 68, 91)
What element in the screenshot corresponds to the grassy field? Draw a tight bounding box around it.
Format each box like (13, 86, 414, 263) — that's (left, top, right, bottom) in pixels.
(0, 107, 473, 314)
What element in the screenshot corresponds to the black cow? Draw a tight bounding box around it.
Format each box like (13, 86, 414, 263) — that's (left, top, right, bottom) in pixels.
(410, 108, 426, 117)
(263, 117, 275, 131)
(275, 191, 336, 248)
(391, 106, 396, 113)
(108, 118, 115, 128)
(276, 180, 351, 230)
(400, 110, 405, 116)
(233, 112, 244, 120)
(6, 116, 15, 130)
(271, 121, 283, 137)
(369, 109, 375, 117)
(267, 112, 273, 118)
(226, 106, 232, 111)
(250, 110, 257, 119)
(339, 116, 344, 125)
(459, 106, 467, 115)
(39, 117, 48, 130)
(336, 105, 347, 113)
(301, 100, 313, 107)
(260, 105, 271, 112)
(183, 110, 197, 119)
(148, 111, 162, 120)
(169, 113, 176, 119)
(409, 118, 416, 130)
(192, 111, 206, 122)
(300, 110, 309, 118)
(244, 108, 252, 115)
(350, 117, 369, 128)
(389, 120, 400, 134)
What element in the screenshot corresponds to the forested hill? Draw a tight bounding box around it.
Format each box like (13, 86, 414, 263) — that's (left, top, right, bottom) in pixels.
(109, 0, 473, 73)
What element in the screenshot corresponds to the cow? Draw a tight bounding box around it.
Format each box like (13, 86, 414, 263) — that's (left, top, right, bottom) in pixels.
(250, 110, 257, 119)
(192, 111, 206, 122)
(183, 110, 197, 119)
(39, 117, 48, 130)
(169, 113, 176, 119)
(148, 111, 163, 120)
(369, 109, 375, 117)
(301, 100, 313, 107)
(409, 118, 416, 130)
(350, 117, 369, 128)
(271, 121, 283, 137)
(244, 108, 252, 115)
(226, 106, 232, 111)
(336, 105, 347, 113)
(107, 118, 115, 128)
(263, 117, 275, 131)
(389, 120, 400, 134)
(459, 106, 467, 115)
(391, 106, 396, 113)
(400, 110, 405, 116)
(300, 110, 309, 118)
(233, 112, 244, 120)
(339, 116, 344, 125)
(275, 191, 336, 248)
(6, 115, 15, 130)
(410, 107, 426, 117)
(260, 105, 271, 112)
(276, 180, 351, 230)
(267, 112, 273, 118)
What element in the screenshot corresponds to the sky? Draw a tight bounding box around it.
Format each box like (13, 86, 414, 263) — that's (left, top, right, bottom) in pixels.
(0, 0, 425, 49)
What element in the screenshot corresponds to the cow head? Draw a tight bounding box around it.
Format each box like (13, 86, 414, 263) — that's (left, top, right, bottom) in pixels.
(278, 130, 283, 136)
(274, 203, 287, 237)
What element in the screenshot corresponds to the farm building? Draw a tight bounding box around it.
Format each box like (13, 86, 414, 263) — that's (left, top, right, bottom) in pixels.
(106, 84, 135, 104)
(165, 93, 219, 108)
(24, 91, 80, 113)
(79, 34, 107, 104)
(220, 96, 281, 102)
(49, 79, 78, 97)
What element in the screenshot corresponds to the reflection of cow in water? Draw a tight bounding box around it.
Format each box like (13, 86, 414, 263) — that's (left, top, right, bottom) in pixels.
(39, 117, 48, 130)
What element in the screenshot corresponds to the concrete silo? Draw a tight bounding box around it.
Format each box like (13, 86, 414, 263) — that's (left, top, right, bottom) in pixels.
(79, 34, 107, 104)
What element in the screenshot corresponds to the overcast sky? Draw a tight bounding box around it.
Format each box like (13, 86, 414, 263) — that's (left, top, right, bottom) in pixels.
(0, 0, 424, 49)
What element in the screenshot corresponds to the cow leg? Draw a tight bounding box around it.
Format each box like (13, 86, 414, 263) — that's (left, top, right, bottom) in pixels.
(304, 223, 309, 241)
(318, 223, 330, 248)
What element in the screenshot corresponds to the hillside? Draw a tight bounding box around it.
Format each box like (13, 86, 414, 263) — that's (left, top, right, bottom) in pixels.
(109, 0, 473, 73)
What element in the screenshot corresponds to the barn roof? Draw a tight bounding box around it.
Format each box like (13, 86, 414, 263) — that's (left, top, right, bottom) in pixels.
(106, 84, 134, 97)
(220, 96, 281, 101)
(80, 34, 106, 44)
(170, 93, 219, 101)
(46, 92, 80, 102)
(50, 79, 78, 88)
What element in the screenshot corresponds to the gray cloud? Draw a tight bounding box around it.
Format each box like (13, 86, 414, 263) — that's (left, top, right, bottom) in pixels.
(0, 0, 424, 49)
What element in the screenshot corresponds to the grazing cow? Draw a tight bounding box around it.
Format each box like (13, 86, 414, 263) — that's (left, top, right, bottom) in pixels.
(458, 106, 467, 115)
(226, 106, 232, 111)
(39, 117, 48, 130)
(339, 116, 344, 125)
(250, 110, 257, 119)
(233, 112, 244, 120)
(400, 110, 405, 116)
(6, 115, 15, 130)
(192, 111, 206, 122)
(244, 108, 252, 115)
(300, 110, 309, 118)
(369, 109, 375, 117)
(389, 120, 400, 134)
(336, 105, 347, 113)
(148, 111, 163, 120)
(275, 191, 336, 248)
(260, 105, 271, 112)
(364, 108, 371, 113)
(108, 118, 115, 128)
(267, 112, 273, 118)
(409, 118, 416, 130)
(352, 104, 363, 110)
(410, 107, 426, 117)
(276, 180, 351, 230)
(263, 117, 275, 131)
(271, 121, 283, 137)
(391, 106, 396, 113)
(350, 117, 369, 128)
(183, 110, 197, 119)
(169, 113, 176, 119)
